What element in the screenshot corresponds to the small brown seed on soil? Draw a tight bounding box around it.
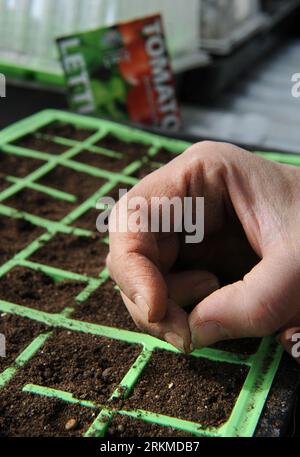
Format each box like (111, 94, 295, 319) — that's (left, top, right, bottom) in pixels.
(65, 419, 77, 431)
(102, 367, 114, 382)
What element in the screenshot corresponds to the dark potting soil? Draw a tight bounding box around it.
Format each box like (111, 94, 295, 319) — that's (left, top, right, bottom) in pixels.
(95, 133, 150, 158)
(71, 279, 138, 332)
(74, 208, 100, 231)
(132, 162, 160, 180)
(30, 233, 108, 277)
(153, 148, 179, 165)
(0, 215, 43, 266)
(125, 350, 248, 426)
(0, 175, 9, 193)
(0, 314, 46, 372)
(4, 188, 76, 222)
(108, 185, 131, 203)
(212, 338, 261, 356)
(0, 387, 98, 437)
(74, 186, 130, 231)
(74, 150, 127, 173)
(13, 134, 69, 155)
(0, 267, 83, 313)
(0, 151, 44, 177)
(255, 352, 300, 437)
(39, 122, 96, 142)
(38, 165, 106, 202)
(106, 414, 194, 437)
(15, 330, 140, 403)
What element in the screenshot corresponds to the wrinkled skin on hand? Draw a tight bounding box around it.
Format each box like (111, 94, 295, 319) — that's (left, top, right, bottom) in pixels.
(107, 141, 300, 363)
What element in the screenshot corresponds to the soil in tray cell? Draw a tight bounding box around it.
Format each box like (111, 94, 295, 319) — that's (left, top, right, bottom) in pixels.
(73, 208, 100, 231)
(125, 350, 248, 427)
(0, 151, 44, 178)
(0, 175, 9, 193)
(16, 329, 140, 403)
(3, 188, 76, 221)
(13, 134, 69, 155)
(0, 267, 83, 313)
(38, 165, 106, 202)
(153, 147, 180, 165)
(106, 414, 194, 437)
(108, 185, 131, 202)
(30, 233, 108, 277)
(71, 279, 138, 332)
(0, 314, 46, 372)
(74, 150, 126, 173)
(0, 215, 43, 266)
(132, 162, 160, 180)
(212, 338, 261, 356)
(95, 133, 150, 158)
(72, 185, 132, 231)
(39, 122, 97, 142)
(0, 387, 98, 437)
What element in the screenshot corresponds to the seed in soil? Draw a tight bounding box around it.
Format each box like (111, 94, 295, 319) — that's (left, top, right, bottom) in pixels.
(0, 267, 84, 313)
(0, 386, 97, 437)
(0, 151, 44, 177)
(30, 233, 108, 277)
(0, 216, 43, 266)
(38, 165, 106, 202)
(95, 133, 150, 158)
(106, 414, 195, 437)
(125, 349, 248, 426)
(71, 279, 138, 331)
(0, 314, 46, 372)
(3, 188, 76, 222)
(38, 122, 96, 141)
(13, 134, 69, 155)
(16, 329, 140, 403)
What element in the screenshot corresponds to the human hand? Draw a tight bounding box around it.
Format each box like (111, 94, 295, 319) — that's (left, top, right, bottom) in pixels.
(107, 141, 300, 363)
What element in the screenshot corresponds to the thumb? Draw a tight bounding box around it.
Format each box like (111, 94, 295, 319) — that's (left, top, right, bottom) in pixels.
(189, 249, 300, 348)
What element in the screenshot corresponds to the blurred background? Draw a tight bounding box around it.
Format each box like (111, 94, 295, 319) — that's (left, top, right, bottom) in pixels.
(1, 0, 300, 153)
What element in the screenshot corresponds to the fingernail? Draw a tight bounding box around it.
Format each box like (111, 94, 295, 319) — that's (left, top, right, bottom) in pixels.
(134, 295, 150, 315)
(195, 279, 220, 300)
(192, 321, 229, 349)
(164, 332, 185, 353)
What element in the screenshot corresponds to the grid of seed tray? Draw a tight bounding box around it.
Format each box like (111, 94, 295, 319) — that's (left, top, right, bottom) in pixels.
(1, 110, 299, 438)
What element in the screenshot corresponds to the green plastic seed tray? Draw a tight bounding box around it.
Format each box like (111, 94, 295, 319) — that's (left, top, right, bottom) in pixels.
(0, 59, 64, 88)
(0, 109, 299, 437)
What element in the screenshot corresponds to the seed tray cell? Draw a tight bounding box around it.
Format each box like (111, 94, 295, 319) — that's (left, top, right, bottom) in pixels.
(30, 233, 109, 277)
(13, 134, 70, 155)
(3, 187, 77, 222)
(0, 150, 45, 178)
(0, 267, 84, 314)
(71, 279, 139, 332)
(0, 385, 98, 437)
(0, 109, 299, 437)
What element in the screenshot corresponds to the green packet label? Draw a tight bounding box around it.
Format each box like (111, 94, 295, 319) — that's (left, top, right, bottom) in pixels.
(57, 14, 182, 130)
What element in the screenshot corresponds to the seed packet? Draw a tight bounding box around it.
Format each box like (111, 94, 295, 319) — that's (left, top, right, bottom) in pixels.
(57, 14, 181, 130)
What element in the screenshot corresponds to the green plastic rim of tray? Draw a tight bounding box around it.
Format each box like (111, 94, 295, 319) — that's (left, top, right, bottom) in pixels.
(0, 109, 298, 438)
(0, 59, 64, 87)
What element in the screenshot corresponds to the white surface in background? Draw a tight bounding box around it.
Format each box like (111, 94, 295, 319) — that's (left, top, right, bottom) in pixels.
(0, 0, 203, 70)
